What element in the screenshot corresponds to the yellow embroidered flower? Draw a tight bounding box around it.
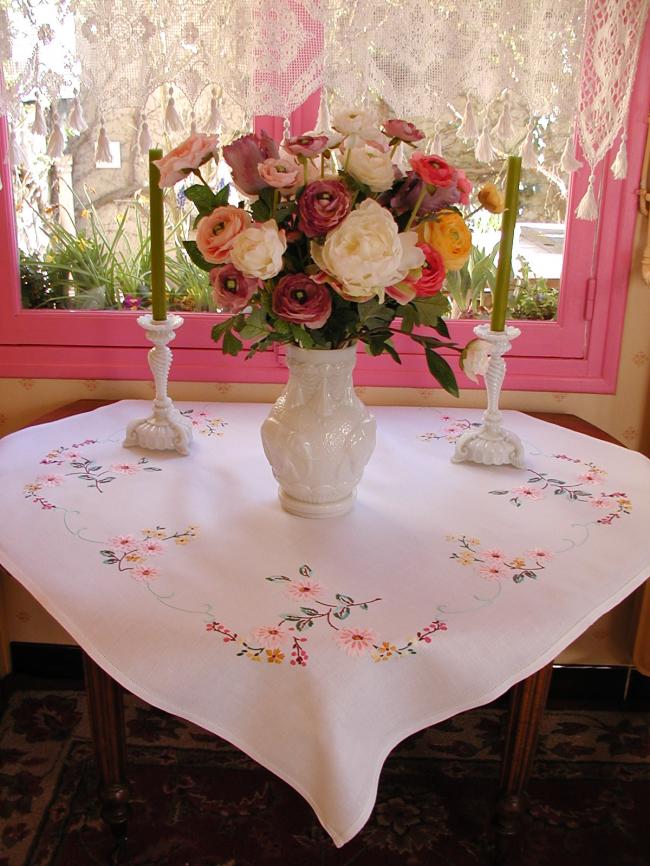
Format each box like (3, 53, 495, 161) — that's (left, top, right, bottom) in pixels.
(445, 534, 457, 542)
(511, 557, 527, 569)
(457, 551, 476, 566)
(376, 641, 397, 660)
(468, 537, 481, 546)
(175, 536, 189, 545)
(266, 648, 284, 664)
(24, 483, 42, 492)
(125, 553, 143, 562)
(143, 528, 167, 539)
(247, 651, 262, 662)
(617, 498, 632, 508)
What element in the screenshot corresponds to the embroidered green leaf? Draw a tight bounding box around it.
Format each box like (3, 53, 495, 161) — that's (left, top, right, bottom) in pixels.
(490, 490, 509, 495)
(300, 607, 318, 616)
(513, 573, 525, 583)
(335, 594, 354, 604)
(266, 575, 291, 582)
(299, 565, 312, 577)
(333, 606, 351, 620)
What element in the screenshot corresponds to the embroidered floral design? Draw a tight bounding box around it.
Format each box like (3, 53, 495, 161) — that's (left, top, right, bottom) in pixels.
(449, 536, 551, 584)
(489, 456, 632, 525)
(179, 408, 228, 436)
(418, 416, 481, 443)
(24, 440, 162, 507)
(205, 565, 447, 667)
(100, 527, 197, 582)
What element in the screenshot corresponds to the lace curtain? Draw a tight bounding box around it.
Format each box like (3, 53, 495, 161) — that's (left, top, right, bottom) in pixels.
(1, 0, 648, 217)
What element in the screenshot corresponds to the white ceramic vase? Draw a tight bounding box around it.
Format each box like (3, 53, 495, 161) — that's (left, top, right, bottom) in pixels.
(261, 344, 376, 518)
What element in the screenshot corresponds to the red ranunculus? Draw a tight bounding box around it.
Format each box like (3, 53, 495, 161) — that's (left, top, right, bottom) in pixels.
(383, 119, 425, 143)
(297, 180, 352, 238)
(410, 243, 446, 297)
(210, 264, 261, 313)
(272, 274, 332, 329)
(409, 152, 455, 188)
(222, 131, 279, 196)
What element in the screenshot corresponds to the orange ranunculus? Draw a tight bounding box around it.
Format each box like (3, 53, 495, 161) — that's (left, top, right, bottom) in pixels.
(477, 182, 505, 214)
(416, 210, 472, 271)
(195, 205, 252, 265)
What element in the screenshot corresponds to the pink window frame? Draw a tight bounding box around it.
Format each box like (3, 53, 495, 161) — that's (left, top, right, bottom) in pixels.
(0, 19, 648, 391)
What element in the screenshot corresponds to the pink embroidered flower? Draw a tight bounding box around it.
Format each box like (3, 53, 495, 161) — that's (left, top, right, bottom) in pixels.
(527, 548, 553, 561)
(590, 496, 611, 509)
(109, 534, 139, 551)
(131, 565, 160, 581)
(153, 133, 218, 187)
(252, 625, 289, 648)
(111, 463, 139, 475)
(139, 539, 164, 556)
(483, 549, 506, 562)
(578, 469, 606, 484)
(62, 450, 82, 459)
(37, 473, 64, 487)
(383, 118, 425, 143)
(479, 563, 507, 580)
(336, 627, 379, 656)
(282, 134, 329, 157)
(512, 486, 544, 500)
(286, 580, 322, 600)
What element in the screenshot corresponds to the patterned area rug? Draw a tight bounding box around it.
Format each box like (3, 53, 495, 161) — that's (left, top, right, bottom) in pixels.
(1, 690, 649, 866)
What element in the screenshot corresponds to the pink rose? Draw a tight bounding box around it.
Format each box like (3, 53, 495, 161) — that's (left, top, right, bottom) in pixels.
(282, 134, 330, 157)
(409, 243, 446, 297)
(195, 206, 251, 265)
(297, 180, 352, 238)
(410, 152, 455, 188)
(209, 264, 261, 313)
(383, 119, 425, 143)
(222, 130, 279, 195)
(272, 274, 332, 329)
(258, 157, 302, 190)
(153, 133, 218, 188)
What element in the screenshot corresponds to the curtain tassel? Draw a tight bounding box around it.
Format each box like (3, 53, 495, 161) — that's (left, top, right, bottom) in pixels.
(32, 99, 47, 137)
(46, 112, 65, 158)
(138, 114, 152, 155)
(560, 129, 582, 173)
(69, 92, 88, 132)
(458, 97, 478, 142)
(95, 120, 113, 163)
(575, 173, 598, 220)
(520, 126, 537, 169)
(165, 87, 183, 132)
(429, 130, 443, 157)
(316, 87, 332, 133)
(475, 117, 495, 163)
(494, 92, 514, 145)
(9, 127, 27, 168)
(208, 88, 222, 133)
(611, 134, 627, 180)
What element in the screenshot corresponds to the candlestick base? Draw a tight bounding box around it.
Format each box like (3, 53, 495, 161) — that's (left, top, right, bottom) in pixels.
(452, 324, 525, 469)
(123, 314, 192, 455)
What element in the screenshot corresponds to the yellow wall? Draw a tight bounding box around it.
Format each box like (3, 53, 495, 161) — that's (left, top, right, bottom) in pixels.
(1, 219, 649, 670)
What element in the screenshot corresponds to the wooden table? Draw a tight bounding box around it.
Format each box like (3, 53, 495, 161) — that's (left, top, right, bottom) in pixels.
(22, 400, 627, 864)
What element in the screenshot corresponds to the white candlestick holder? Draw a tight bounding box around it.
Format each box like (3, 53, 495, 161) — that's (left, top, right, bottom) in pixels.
(123, 313, 192, 455)
(452, 324, 525, 469)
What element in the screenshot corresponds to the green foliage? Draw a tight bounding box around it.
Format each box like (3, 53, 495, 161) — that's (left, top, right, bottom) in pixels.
(508, 257, 559, 320)
(445, 243, 499, 319)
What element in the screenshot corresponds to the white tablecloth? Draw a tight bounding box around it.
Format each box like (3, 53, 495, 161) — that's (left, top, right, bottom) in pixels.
(0, 401, 649, 846)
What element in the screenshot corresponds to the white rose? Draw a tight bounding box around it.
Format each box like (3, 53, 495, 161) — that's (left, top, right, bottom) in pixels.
(310, 199, 425, 302)
(345, 144, 395, 193)
(460, 339, 492, 383)
(332, 108, 382, 145)
(230, 220, 287, 280)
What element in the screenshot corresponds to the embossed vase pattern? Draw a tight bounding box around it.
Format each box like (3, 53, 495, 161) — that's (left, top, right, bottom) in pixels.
(261, 345, 376, 518)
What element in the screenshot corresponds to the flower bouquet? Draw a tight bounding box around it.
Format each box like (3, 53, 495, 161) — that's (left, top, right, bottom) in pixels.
(154, 109, 504, 396)
(154, 110, 503, 515)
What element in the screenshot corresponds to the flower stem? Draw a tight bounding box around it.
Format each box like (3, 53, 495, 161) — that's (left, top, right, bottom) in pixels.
(192, 170, 211, 188)
(404, 184, 429, 231)
(272, 189, 279, 220)
(390, 142, 400, 159)
(320, 154, 325, 178)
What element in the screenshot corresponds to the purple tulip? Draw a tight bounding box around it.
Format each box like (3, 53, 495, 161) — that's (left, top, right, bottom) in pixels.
(388, 170, 468, 216)
(222, 130, 280, 196)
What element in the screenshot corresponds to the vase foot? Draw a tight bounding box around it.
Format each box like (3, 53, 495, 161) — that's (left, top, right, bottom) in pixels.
(278, 489, 356, 519)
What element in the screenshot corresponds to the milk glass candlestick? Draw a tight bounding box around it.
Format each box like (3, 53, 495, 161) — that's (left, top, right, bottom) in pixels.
(149, 148, 167, 321)
(453, 156, 524, 469)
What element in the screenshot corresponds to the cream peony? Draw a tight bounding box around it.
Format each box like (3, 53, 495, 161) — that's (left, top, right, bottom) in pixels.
(459, 338, 492, 383)
(345, 144, 395, 193)
(332, 108, 382, 145)
(230, 220, 287, 280)
(310, 199, 425, 302)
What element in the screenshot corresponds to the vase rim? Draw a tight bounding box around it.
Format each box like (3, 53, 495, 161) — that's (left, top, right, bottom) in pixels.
(285, 343, 358, 363)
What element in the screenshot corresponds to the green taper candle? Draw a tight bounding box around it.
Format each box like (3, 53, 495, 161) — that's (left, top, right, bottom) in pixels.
(490, 155, 521, 332)
(148, 148, 167, 321)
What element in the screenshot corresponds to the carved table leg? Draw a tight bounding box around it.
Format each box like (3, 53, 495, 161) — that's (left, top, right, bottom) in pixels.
(82, 653, 130, 862)
(494, 662, 554, 865)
